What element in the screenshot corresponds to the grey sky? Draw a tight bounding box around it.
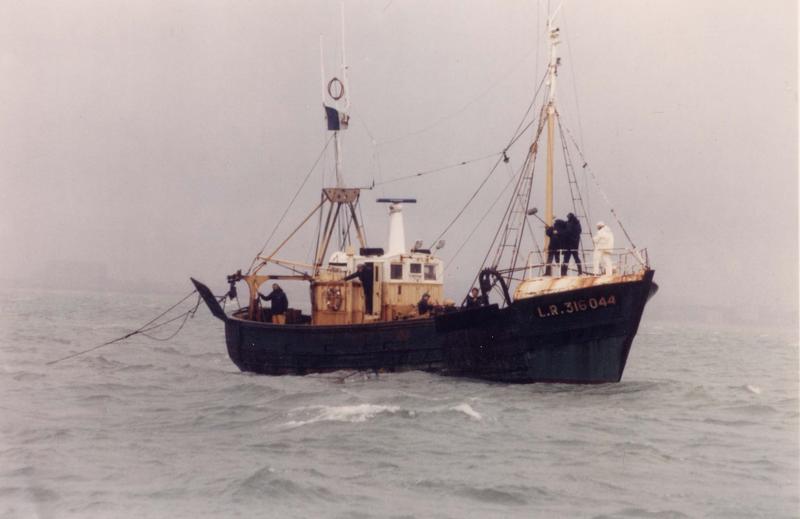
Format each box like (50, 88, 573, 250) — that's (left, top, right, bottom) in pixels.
(1, 1, 797, 321)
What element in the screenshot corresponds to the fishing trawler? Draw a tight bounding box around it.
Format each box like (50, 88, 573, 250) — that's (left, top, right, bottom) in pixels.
(192, 12, 657, 383)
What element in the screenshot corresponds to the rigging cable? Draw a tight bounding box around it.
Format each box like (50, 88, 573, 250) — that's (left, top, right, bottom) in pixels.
(505, 72, 549, 151)
(428, 154, 505, 249)
(465, 112, 547, 303)
(139, 297, 202, 341)
(560, 6, 585, 149)
(248, 134, 335, 274)
(489, 151, 534, 269)
(560, 122, 637, 249)
(444, 157, 526, 268)
(375, 42, 541, 146)
(374, 152, 502, 187)
(556, 113, 593, 242)
(47, 290, 202, 365)
(348, 106, 384, 191)
(428, 70, 550, 249)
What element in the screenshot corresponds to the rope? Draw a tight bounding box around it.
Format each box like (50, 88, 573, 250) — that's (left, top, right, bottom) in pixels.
(505, 72, 548, 151)
(428, 70, 549, 250)
(47, 290, 200, 365)
(560, 6, 585, 149)
(248, 134, 335, 273)
(374, 152, 501, 187)
(138, 297, 202, 341)
(444, 160, 523, 268)
(428, 154, 506, 249)
(375, 42, 541, 146)
(560, 123, 637, 249)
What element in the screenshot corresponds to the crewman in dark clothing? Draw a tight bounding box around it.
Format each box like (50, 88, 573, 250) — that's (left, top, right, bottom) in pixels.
(259, 283, 289, 324)
(417, 293, 435, 316)
(465, 287, 488, 308)
(344, 264, 374, 314)
(544, 218, 567, 276)
(562, 213, 583, 275)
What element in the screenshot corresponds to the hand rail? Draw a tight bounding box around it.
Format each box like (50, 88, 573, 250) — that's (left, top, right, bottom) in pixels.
(521, 248, 650, 278)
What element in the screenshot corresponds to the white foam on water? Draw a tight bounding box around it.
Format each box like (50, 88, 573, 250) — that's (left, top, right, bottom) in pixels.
(745, 384, 762, 395)
(450, 403, 482, 420)
(282, 403, 402, 428)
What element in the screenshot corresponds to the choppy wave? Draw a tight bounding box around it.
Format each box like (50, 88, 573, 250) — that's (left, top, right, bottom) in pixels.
(744, 384, 762, 394)
(593, 508, 691, 519)
(1, 289, 797, 519)
(227, 467, 338, 503)
(282, 403, 406, 428)
(448, 403, 482, 420)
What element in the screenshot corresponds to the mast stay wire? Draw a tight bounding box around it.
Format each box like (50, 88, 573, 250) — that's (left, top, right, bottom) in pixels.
(361, 21, 547, 192)
(374, 152, 502, 187)
(560, 6, 585, 150)
(374, 42, 541, 147)
(505, 73, 549, 152)
(489, 151, 535, 269)
(553, 6, 595, 236)
(347, 106, 385, 188)
(248, 134, 335, 274)
(461, 108, 547, 305)
(560, 121, 638, 249)
(428, 68, 550, 251)
(483, 117, 546, 272)
(428, 154, 505, 250)
(444, 158, 525, 268)
(556, 113, 594, 250)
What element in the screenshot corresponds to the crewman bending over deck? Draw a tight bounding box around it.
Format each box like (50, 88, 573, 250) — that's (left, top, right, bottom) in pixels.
(465, 287, 488, 308)
(344, 264, 374, 314)
(259, 283, 289, 324)
(592, 222, 615, 276)
(417, 293, 435, 316)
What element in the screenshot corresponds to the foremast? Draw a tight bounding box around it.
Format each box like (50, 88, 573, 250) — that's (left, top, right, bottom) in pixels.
(487, 11, 561, 282)
(544, 14, 561, 248)
(321, 4, 351, 188)
(240, 9, 366, 318)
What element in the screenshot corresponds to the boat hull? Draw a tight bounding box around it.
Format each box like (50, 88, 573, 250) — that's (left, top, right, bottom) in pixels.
(197, 270, 655, 383)
(438, 270, 656, 382)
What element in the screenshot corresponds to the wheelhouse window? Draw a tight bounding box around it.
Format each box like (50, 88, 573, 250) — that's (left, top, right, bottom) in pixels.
(390, 263, 403, 280)
(410, 263, 422, 274)
(424, 264, 436, 280)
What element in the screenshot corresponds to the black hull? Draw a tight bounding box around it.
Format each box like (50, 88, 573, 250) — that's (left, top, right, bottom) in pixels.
(194, 270, 655, 384)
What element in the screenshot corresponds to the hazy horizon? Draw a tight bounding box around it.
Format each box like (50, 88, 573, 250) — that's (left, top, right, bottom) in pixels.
(2, 1, 797, 326)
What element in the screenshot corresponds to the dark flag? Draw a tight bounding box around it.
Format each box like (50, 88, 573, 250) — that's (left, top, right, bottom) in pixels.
(324, 105, 340, 131)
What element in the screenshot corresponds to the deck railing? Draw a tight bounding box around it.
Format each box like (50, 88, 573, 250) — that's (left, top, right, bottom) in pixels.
(515, 248, 650, 280)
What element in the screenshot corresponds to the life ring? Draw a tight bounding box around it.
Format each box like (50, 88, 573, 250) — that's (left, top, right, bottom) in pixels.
(326, 287, 343, 311)
(327, 77, 345, 100)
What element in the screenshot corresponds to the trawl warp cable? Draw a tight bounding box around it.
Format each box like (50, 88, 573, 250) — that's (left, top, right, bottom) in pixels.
(47, 289, 205, 365)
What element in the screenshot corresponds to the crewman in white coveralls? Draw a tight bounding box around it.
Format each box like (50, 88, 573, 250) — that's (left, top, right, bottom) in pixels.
(592, 221, 615, 275)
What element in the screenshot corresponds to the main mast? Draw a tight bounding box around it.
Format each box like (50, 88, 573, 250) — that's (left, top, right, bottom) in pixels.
(313, 4, 367, 274)
(544, 15, 561, 235)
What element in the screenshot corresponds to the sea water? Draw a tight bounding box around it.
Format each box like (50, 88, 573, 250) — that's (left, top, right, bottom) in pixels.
(1, 288, 797, 518)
